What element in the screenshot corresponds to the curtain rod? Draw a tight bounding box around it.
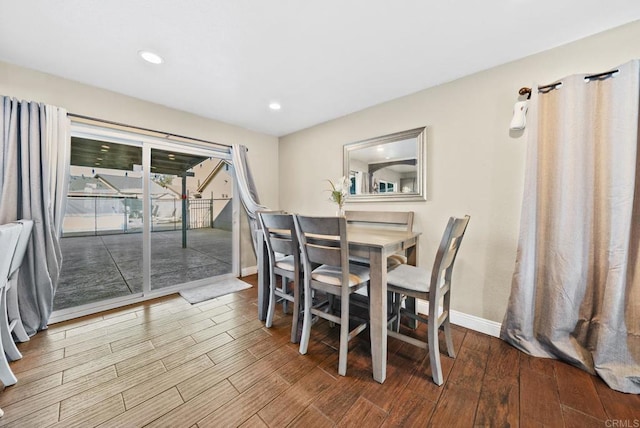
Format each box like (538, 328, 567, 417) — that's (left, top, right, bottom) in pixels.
(518, 68, 620, 99)
(67, 113, 232, 149)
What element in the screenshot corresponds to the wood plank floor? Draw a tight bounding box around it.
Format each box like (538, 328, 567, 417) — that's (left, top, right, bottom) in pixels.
(2, 274, 638, 427)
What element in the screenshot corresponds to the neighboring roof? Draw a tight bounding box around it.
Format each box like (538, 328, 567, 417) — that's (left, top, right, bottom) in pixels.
(197, 160, 228, 194)
(68, 174, 181, 197)
(101, 174, 177, 196)
(67, 175, 115, 194)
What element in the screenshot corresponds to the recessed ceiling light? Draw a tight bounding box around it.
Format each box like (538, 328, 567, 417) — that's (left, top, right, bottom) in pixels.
(138, 50, 164, 65)
(269, 102, 281, 111)
(101, 144, 110, 149)
(100, 149, 108, 152)
(377, 146, 384, 152)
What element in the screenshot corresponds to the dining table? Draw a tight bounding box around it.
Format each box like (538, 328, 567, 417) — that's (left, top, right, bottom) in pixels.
(256, 224, 420, 384)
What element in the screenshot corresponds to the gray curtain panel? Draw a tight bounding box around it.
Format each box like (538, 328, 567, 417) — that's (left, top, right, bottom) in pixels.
(231, 144, 268, 256)
(0, 96, 69, 335)
(501, 60, 640, 393)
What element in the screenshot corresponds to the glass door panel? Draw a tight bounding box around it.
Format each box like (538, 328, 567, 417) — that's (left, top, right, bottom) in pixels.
(55, 138, 143, 310)
(149, 148, 233, 291)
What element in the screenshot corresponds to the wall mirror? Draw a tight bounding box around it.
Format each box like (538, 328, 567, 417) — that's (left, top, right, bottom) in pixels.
(344, 127, 426, 202)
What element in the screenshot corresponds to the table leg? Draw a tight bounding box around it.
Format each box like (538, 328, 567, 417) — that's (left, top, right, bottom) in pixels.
(405, 242, 419, 329)
(369, 248, 387, 383)
(256, 231, 269, 321)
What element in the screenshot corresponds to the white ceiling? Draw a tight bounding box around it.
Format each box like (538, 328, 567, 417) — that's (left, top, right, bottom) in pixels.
(1, 1, 639, 137)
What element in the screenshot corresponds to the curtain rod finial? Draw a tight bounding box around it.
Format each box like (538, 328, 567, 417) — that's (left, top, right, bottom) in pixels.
(519, 87, 532, 99)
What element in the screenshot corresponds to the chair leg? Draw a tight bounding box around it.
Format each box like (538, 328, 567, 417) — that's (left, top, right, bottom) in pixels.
(290, 277, 301, 344)
(298, 281, 313, 355)
(442, 292, 455, 358)
(0, 337, 17, 386)
(282, 278, 289, 314)
(327, 295, 336, 328)
(337, 292, 350, 376)
(443, 317, 456, 358)
(428, 317, 443, 386)
(393, 293, 403, 332)
(405, 296, 417, 329)
(0, 288, 22, 362)
(7, 280, 29, 342)
(265, 272, 277, 328)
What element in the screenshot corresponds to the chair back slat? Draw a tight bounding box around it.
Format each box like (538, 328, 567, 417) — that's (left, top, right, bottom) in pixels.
(430, 215, 470, 295)
(306, 243, 342, 266)
(260, 211, 293, 231)
(294, 215, 348, 269)
(295, 216, 342, 237)
(269, 236, 294, 255)
(258, 212, 299, 267)
(345, 210, 414, 231)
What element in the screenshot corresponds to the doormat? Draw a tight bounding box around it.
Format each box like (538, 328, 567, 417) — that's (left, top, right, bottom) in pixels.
(179, 278, 251, 304)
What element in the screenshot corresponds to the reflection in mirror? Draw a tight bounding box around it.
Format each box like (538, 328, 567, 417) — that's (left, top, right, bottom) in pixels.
(344, 127, 426, 202)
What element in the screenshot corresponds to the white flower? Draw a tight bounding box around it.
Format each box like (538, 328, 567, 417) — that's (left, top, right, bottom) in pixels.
(327, 176, 349, 206)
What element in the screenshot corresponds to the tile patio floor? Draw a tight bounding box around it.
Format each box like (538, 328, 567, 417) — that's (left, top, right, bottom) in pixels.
(54, 228, 232, 310)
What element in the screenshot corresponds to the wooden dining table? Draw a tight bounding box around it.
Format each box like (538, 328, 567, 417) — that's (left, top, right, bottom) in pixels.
(256, 224, 420, 384)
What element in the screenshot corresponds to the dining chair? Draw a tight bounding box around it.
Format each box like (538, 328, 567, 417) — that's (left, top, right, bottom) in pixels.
(258, 211, 302, 343)
(344, 210, 414, 268)
(344, 210, 415, 319)
(7, 219, 34, 343)
(294, 214, 370, 376)
(386, 215, 470, 386)
(0, 222, 24, 386)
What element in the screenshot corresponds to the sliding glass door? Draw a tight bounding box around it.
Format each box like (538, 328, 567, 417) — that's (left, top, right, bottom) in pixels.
(51, 123, 236, 320)
(148, 148, 233, 291)
(56, 138, 144, 310)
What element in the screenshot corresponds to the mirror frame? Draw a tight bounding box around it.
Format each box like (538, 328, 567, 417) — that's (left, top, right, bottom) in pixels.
(343, 127, 426, 202)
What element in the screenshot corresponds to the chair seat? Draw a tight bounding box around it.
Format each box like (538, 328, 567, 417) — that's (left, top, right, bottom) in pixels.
(311, 263, 370, 287)
(275, 255, 296, 271)
(387, 264, 431, 293)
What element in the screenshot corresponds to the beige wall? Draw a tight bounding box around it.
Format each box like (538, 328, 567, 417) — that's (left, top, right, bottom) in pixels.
(0, 61, 279, 269)
(279, 20, 640, 323)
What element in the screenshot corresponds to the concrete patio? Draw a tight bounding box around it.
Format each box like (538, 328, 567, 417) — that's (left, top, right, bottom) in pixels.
(54, 228, 232, 310)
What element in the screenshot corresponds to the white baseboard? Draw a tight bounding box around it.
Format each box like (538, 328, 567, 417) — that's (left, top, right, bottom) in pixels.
(450, 309, 502, 338)
(416, 301, 501, 338)
(241, 265, 258, 276)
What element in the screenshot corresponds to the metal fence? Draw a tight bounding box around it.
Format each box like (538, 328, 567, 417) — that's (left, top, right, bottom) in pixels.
(62, 196, 226, 236)
(189, 198, 214, 229)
